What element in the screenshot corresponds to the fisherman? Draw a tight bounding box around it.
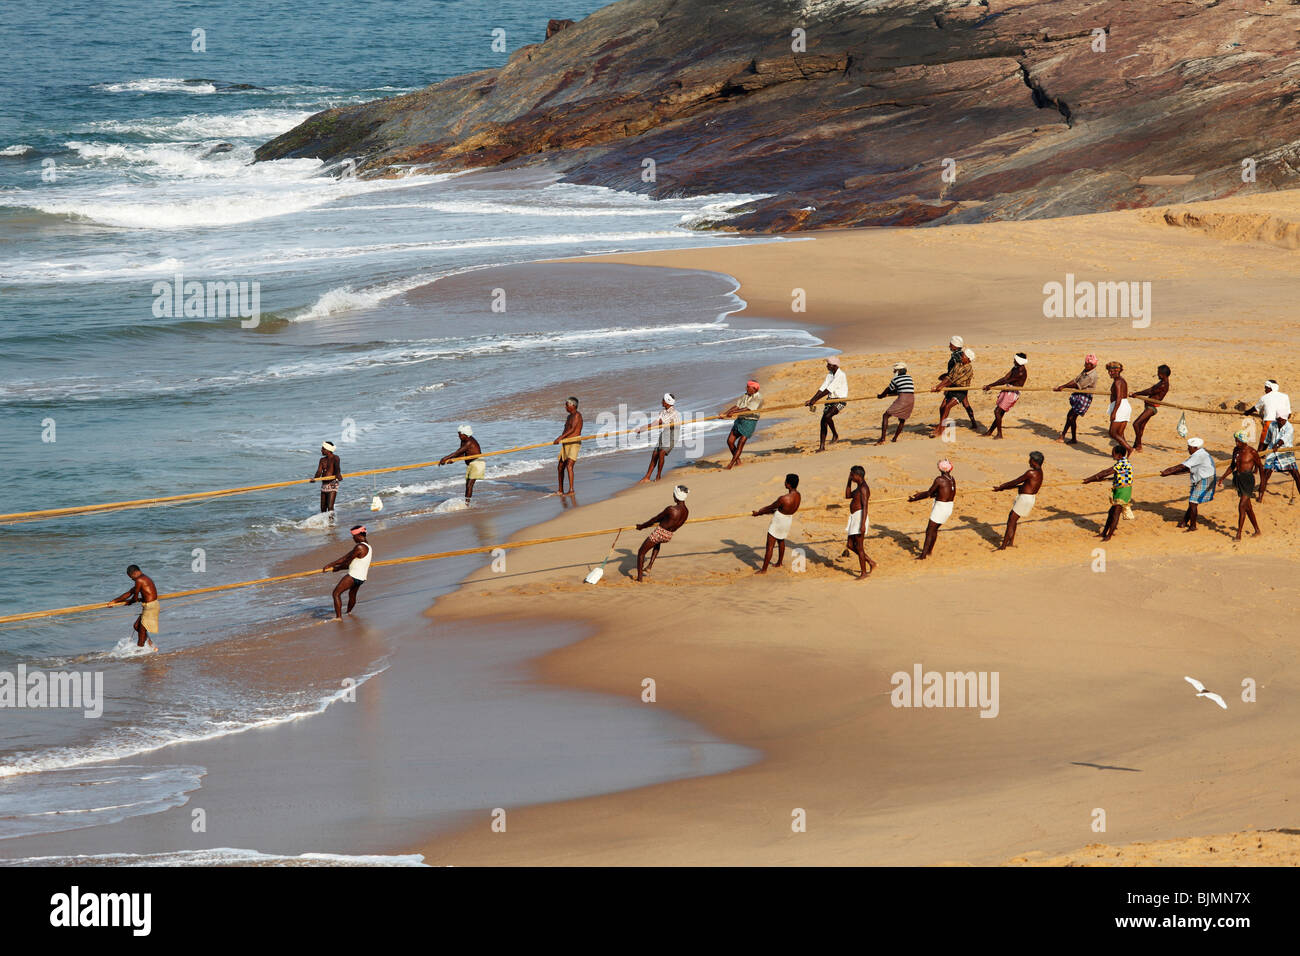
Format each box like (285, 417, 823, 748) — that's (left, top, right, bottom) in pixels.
(311, 441, 341, 513)
(805, 357, 848, 452)
(1258, 414, 1300, 501)
(322, 525, 372, 619)
(933, 336, 978, 434)
(1053, 353, 1099, 445)
(931, 347, 976, 438)
(723, 380, 763, 469)
(1130, 365, 1172, 452)
(981, 352, 1028, 439)
(1218, 430, 1262, 540)
(634, 485, 689, 582)
(1251, 380, 1292, 448)
(991, 451, 1044, 549)
(438, 425, 484, 500)
(876, 361, 914, 444)
(553, 397, 583, 495)
(108, 565, 159, 649)
(1083, 445, 1135, 542)
(1105, 361, 1134, 455)
(843, 465, 876, 579)
(751, 473, 801, 573)
(908, 459, 956, 559)
(1160, 437, 1215, 532)
(637, 393, 681, 483)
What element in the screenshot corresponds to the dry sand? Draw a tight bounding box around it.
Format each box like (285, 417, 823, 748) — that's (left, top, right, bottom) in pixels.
(414, 190, 1300, 865)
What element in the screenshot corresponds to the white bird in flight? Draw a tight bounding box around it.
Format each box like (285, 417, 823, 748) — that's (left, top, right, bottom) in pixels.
(1184, 676, 1228, 710)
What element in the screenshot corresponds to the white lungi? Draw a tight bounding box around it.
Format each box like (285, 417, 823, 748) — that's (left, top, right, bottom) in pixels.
(767, 511, 794, 541)
(845, 510, 868, 536)
(1108, 399, 1132, 423)
(1012, 493, 1036, 517)
(929, 499, 954, 525)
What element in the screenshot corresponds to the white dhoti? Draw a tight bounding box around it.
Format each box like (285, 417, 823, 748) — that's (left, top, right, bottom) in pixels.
(845, 510, 868, 536)
(1108, 399, 1132, 423)
(767, 511, 794, 541)
(929, 499, 954, 525)
(1011, 493, 1036, 517)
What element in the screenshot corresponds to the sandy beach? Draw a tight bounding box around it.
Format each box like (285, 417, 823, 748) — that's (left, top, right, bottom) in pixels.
(410, 189, 1300, 865)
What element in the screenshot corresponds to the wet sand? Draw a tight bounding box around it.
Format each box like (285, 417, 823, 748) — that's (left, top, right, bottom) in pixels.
(410, 190, 1300, 865)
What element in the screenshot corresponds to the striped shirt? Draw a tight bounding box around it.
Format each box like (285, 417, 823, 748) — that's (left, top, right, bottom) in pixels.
(885, 372, 914, 395)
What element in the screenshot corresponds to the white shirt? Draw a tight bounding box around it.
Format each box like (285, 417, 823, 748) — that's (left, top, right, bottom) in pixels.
(1255, 389, 1291, 421)
(820, 369, 848, 400)
(1182, 448, 1216, 482)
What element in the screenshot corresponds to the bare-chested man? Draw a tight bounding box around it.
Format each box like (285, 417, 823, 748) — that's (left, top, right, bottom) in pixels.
(843, 465, 876, 579)
(991, 451, 1044, 550)
(1104, 361, 1134, 454)
(1218, 430, 1262, 540)
(311, 441, 341, 513)
(982, 352, 1028, 439)
(109, 565, 159, 649)
(439, 425, 484, 500)
(751, 473, 801, 573)
(634, 484, 689, 581)
(1130, 365, 1171, 452)
(321, 525, 372, 619)
(908, 459, 956, 560)
(553, 397, 583, 495)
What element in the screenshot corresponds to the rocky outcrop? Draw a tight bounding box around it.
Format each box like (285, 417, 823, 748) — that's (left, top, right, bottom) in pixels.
(255, 0, 1300, 232)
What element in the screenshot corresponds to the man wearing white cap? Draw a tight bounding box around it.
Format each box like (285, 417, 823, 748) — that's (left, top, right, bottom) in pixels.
(311, 441, 342, 514)
(1258, 413, 1300, 501)
(1160, 437, 1216, 531)
(322, 525, 372, 620)
(439, 424, 485, 500)
(980, 352, 1028, 439)
(876, 361, 914, 444)
(931, 346, 978, 437)
(637, 393, 682, 483)
(805, 356, 849, 452)
(908, 459, 957, 559)
(634, 484, 690, 581)
(1252, 380, 1291, 449)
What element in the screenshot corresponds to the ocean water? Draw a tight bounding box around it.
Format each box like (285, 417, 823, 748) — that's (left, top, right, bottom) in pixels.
(0, 0, 817, 849)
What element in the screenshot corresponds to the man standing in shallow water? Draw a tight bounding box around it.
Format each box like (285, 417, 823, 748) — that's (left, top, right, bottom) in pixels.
(322, 525, 372, 619)
(109, 565, 159, 649)
(553, 397, 583, 496)
(635, 485, 689, 581)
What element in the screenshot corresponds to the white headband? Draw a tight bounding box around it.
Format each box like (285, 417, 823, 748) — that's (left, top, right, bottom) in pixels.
(1188, 437, 1204, 448)
(663, 392, 676, 406)
(458, 424, 473, 437)
(673, 485, 688, 501)
(321, 442, 335, 452)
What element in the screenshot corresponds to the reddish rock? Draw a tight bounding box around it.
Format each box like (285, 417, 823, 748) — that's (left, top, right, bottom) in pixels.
(256, 0, 1300, 232)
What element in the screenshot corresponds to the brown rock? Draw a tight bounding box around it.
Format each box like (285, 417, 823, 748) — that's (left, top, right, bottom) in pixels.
(256, 0, 1300, 233)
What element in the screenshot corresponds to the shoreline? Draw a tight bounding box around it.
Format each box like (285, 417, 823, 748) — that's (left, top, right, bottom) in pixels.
(410, 190, 1300, 866)
(0, 259, 805, 862)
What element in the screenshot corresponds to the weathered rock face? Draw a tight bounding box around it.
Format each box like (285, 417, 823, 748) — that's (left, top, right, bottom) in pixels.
(255, 0, 1300, 232)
